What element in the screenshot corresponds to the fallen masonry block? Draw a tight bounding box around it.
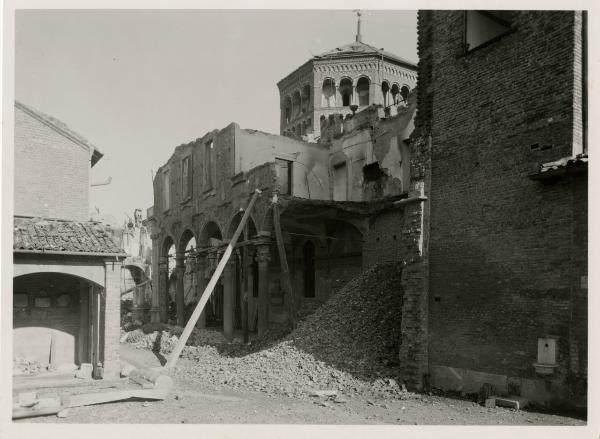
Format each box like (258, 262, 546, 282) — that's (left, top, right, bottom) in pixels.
(120, 362, 136, 378)
(75, 363, 93, 379)
(494, 396, 528, 410)
(57, 408, 70, 418)
(18, 392, 38, 407)
(484, 398, 496, 408)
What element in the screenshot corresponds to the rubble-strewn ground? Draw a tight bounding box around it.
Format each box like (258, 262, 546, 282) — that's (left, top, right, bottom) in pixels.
(18, 264, 586, 424)
(18, 345, 585, 425)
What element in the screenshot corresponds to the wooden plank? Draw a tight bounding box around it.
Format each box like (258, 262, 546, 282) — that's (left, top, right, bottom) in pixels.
(273, 201, 296, 329)
(242, 220, 249, 343)
(13, 388, 168, 419)
(67, 389, 167, 407)
(165, 189, 262, 369)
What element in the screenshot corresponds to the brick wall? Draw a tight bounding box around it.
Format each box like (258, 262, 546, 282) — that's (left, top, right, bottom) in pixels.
(415, 10, 587, 403)
(14, 105, 90, 221)
(103, 260, 122, 377)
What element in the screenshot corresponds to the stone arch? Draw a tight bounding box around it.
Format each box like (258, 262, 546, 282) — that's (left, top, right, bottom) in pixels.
(13, 271, 102, 369)
(199, 221, 223, 246)
(400, 85, 411, 102)
(292, 91, 301, 119)
(301, 84, 311, 114)
(13, 264, 105, 288)
(391, 83, 401, 104)
(159, 235, 176, 322)
(226, 211, 258, 240)
(174, 229, 198, 323)
(321, 78, 336, 108)
(284, 96, 292, 124)
(339, 77, 353, 107)
(356, 76, 370, 106)
(177, 228, 197, 255)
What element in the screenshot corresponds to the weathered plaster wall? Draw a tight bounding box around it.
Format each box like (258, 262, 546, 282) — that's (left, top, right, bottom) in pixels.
(325, 93, 416, 202)
(235, 127, 330, 200)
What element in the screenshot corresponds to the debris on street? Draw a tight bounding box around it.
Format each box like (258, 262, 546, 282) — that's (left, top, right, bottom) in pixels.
(122, 263, 409, 400)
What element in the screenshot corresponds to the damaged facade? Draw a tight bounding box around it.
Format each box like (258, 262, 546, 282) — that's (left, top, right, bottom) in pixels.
(147, 9, 587, 410)
(116, 209, 153, 323)
(13, 101, 125, 379)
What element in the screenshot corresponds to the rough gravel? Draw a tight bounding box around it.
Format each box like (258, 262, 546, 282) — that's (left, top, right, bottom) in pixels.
(123, 263, 409, 400)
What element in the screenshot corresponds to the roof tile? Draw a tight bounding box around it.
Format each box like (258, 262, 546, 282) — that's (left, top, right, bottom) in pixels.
(14, 217, 125, 255)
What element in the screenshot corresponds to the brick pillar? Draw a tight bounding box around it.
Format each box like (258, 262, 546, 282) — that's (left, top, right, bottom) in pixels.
(398, 133, 431, 391)
(175, 254, 185, 326)
(256, 243, 271, 336)
(158, 259, 169, 323)
(150, 234, 161, 323)
(222, 258, 235, 340)
(103, 260, 122, 378)
(196, 257, 207, 329)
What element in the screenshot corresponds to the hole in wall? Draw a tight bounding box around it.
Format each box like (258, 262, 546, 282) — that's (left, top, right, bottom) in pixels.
(540, 144, 553, 151)
(363, 162, 386, 182)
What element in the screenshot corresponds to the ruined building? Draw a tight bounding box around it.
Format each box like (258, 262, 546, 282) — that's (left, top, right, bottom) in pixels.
(278, 12, 417, 140)
(116, 209, 153, 323)
(148, 10, 587, 410)
(13, 101, 125, 379)
(147, 19, 421, 344)
(411, 10, 588, 408)
(148, 106, 418, 343)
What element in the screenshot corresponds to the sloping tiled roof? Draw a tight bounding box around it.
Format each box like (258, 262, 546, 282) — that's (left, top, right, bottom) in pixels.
(15, 100, 104, 167)
(539, 154, 588, 173)
(314, 41, 417, 68)
(529, 154, 588, 181)
(14, 217, 125, 255)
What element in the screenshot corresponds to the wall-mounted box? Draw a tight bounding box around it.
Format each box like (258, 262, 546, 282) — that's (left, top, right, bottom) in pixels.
(533, 337, 558, 375)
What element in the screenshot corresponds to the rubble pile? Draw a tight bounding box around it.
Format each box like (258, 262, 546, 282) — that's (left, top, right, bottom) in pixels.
(181, 263, 406, 399)
(122, 263, 408, 400)
(289, 262, 404, 377)
(122, 322, 234, 352)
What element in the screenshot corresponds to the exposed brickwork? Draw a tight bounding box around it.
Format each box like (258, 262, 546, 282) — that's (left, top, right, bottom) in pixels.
(14, 104, 91, 221)
(414, 10, 587, 406)
(13, 101, 121, 381)
(364, 209, 406, 267)
(103, 261, 122, 377)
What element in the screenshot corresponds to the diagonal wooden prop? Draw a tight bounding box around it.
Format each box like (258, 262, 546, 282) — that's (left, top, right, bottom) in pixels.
(164, 189, 262, 369)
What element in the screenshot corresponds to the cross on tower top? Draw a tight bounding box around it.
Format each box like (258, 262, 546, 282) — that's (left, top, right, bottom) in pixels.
(354, 10, 362, 43)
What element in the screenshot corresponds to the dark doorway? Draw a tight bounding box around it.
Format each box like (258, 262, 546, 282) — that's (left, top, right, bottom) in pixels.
(303, 241, 316, 298)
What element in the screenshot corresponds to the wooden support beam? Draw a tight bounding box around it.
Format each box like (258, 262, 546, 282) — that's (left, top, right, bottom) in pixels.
(273, 198, 296, 329)
(164, 189, 262, 369)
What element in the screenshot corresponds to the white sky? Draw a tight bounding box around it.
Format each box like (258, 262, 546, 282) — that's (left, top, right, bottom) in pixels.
(15, 9, 418, 223)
